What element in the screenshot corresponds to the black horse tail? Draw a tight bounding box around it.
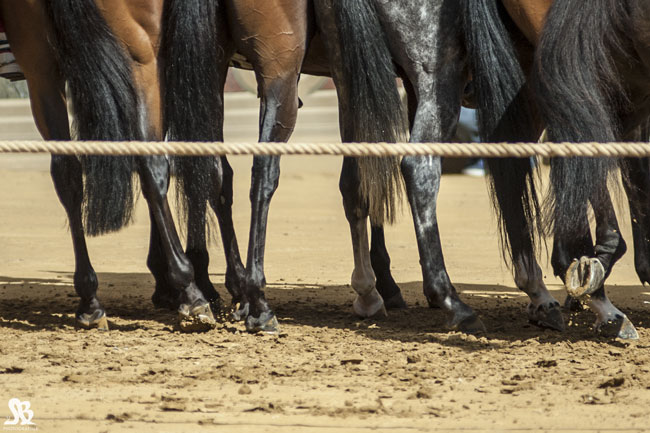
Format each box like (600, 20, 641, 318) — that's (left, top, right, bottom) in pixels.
(463, 0, 542, 263)
(333, 0, 407, 226)
(45, 0, 141, 236)
(532, 0, 628, 240)
(161, 0, 224, 237)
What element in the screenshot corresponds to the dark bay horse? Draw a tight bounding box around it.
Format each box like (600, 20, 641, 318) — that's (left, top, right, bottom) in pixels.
(1, 0, 220, 332)
(532, 0, 650, 339)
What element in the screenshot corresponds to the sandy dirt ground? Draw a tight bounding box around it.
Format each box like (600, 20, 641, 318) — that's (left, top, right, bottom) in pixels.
(1, 154, 650, 432)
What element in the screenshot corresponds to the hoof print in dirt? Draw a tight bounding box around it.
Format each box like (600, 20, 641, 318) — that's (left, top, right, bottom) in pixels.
(76, 310, 109, 331)
(528, 302, 565, 331)
(178, 302, 217, 333)
(565, 257, 605, 299)
(596, 315, 639, 340)
(245, 312, 279, 334)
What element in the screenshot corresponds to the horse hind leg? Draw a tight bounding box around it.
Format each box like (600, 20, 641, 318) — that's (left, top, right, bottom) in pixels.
(4, 2, 107, 330)
(138, 155, 216, 332)
(370, 225, 407, 309)
(486, 158, 564, 331)
(184, 176, 223, 311)
(550, 217, 593, 313)
(208, 156, 248, 319)
(341, 159, 387, 318)
(51, 155, 108, 330)
(242, 68, 305, 333)
(564, 191, 626, 299)
(621, 157, 650, 285)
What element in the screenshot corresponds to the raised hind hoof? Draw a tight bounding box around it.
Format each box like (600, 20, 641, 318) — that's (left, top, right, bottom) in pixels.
(527, 301, 565, 331)
(565, 257, 605, 299)
(76, 310, 109, 331)
(563, 295, 584, 313)
(178, 302, 217, 333)
(448, 314, 486, 335)
(231, 301, 250, 322)
(353, 288, 387, 318)
(596, 315, 639, 340)
(152, 290, 178, 311)
(245, 311, 279, 334)
(383, 292, 408, 310)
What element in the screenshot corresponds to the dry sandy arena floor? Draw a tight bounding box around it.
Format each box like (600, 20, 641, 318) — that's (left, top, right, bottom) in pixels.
(1, 152, 650, 432)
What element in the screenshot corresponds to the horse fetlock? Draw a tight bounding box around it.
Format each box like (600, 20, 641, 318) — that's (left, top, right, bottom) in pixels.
(350, 268, 376, 298)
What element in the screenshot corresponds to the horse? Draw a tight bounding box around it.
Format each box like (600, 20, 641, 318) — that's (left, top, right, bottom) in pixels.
(1, 0, 222, 332)
(175, 0, 582, 335)
(531, 0, 650, 339)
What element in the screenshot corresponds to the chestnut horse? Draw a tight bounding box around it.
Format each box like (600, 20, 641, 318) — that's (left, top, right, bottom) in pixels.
(0, 0, 222, 331)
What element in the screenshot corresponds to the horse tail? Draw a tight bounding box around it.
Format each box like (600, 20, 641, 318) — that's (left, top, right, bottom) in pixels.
(532, 0, 628, 240)
(161, 0, 224, 237)
(45, 0, 141, 236)
(463, 0, 542, 263)
(332, 0, 407, 226)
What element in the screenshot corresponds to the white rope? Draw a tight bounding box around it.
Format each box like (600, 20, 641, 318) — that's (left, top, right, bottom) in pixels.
(1, 140, 650, 157)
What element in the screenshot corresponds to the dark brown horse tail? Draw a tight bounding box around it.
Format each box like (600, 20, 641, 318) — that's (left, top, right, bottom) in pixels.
(161, 0, 224, 237)
(532, 0, 626, 241)
(332, 0, 407, 226)
(45, 0, 141, 236)
(462, 0, 543, 265)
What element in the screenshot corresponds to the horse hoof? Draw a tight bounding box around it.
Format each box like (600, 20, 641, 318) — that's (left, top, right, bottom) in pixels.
(383, 292, 408, 310)
(596, 315, 639, 340)
(76, 310, 109, 331)
(449, 314, 486, 334)
(563, 295, 584, 313)
(528, 302, 565, 331)
(245, 311, 279, 334)
(565, 257, 605, 299)
(152, 290, 178, 310)
(231, 301, 250, 322)
(178, 302, 217, 333)
(353, 288, 387, 318)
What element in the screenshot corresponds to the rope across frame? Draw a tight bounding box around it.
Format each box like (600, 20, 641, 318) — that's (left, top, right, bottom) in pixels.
(1, 140, 650, 157)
